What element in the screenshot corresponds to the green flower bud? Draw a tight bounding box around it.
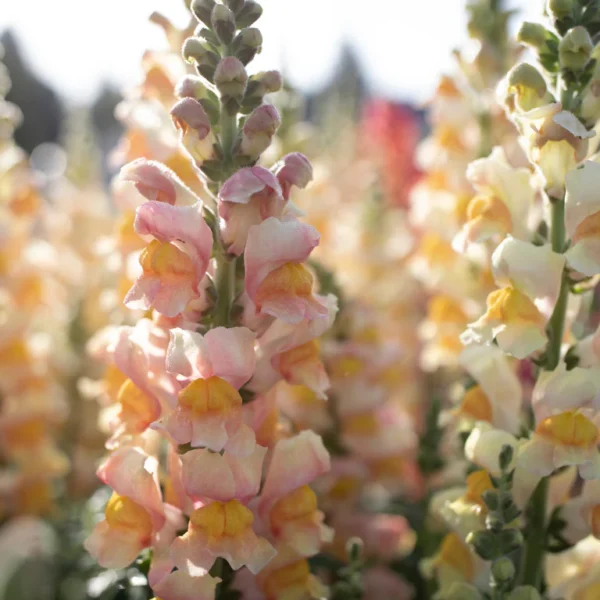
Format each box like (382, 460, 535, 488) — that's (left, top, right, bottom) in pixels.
(236, 0, 263, 28)
(212, 4, 236, 45)
(559, 26, 593, 72)
(517, 22, 551, 50)
(507, 586, 541, 600)
(466, 530, 498, 561)
(235, 28, 263, 65)
(225, 0, 245, 13)
(547, 0, 574, 20)
(444, 582, 483, 600)
(191, 0, 216, 28)
(485, 513, 504, 532)
(182, 38, 219, 68)
(498, 528, 523, 554)
(481, 490, 499, 511)
(491, 557, 515, 584)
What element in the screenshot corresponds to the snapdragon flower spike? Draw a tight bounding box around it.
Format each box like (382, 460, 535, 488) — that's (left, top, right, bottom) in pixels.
(565, 161, 600, 276)
(170, 97, 215, 165)
(461, 236, 565, 359)
(159, 326, 256, 452)
(245, 217, 328, 324)
(125, 199, 213, 317)
(453, 147, 534, 251)
(118, 158, 202, 206)
(256, 431, 331, 557)
(84, 447, 167, 568)
(218, 166, 286, 255)
(249, 294, 338, 397)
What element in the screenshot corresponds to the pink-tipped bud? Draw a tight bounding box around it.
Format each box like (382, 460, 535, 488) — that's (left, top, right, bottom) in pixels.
(175, 75, 209, 100)
(215, 57, 248, 103)
(170, 98, 215, 164)
(241, 104, 281, 158)
(275, 153, 313, 200)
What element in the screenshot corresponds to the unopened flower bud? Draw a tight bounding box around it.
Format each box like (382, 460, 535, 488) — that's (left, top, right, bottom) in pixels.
(445, 583, 483, 600)
(257, 70, 282, 94)
(498, 528, 523, 553)
(466, 530, 498, 560)
(240, 104, 281, 158)
(559, 26, 593, 72)
(236, 0, 262, 28)
(505, 63, 550, 112)
(191, 0, 216, 28)
(547, 0, 574, 20)
(491, 557, 515, 584)
(517, 22, 551, 51)
(275, 152, 313, 199)
(175, 75, 209, 100)
(481, 490, 499, 511)
(507, 586, 541, 600)
(235, 28, 263, 65)
(212, 4, 236, 45)
(182, 38, 219, 69)
(225, 0, 245, 13)
(215, 57, 248, 112)
(170, 98, 215, 164)
(241, 70, 282, 113)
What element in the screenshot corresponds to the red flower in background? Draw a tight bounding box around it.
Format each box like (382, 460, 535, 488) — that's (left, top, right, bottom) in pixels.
(361, 99, 422, 209)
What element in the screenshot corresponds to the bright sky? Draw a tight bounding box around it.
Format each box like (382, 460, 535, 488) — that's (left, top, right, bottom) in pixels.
(1, 0, 540, 104)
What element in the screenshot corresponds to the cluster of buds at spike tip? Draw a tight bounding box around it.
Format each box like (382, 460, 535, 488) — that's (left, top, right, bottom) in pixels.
(180, 0, 283, 177)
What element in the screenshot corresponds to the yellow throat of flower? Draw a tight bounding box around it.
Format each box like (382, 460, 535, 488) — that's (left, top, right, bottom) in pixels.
(536, 410, 598, 448)
(105, 493, 153, 539)
(255, 262, 314, 307)
(438, 532, 474, 582)
(270, 485, 318, 530)
(178, 376, 242, 415)
(465, 470, 494, 506)
(263, 560, 311, 600)
(190, 499, 253, 539)
(139, 240, 195, 279)
(458, 385, 493, 423)
(485, 286, 544, 325)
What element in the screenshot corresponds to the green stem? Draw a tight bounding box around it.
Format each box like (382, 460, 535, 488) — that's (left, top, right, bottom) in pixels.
(521, 198, 568, 589)
(547, 199, 568, 371)
(212, 108, 238, 328)
(220, 108, 237, 164)
(214, 251, 236, 327)
(520, 477, 549, 588)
